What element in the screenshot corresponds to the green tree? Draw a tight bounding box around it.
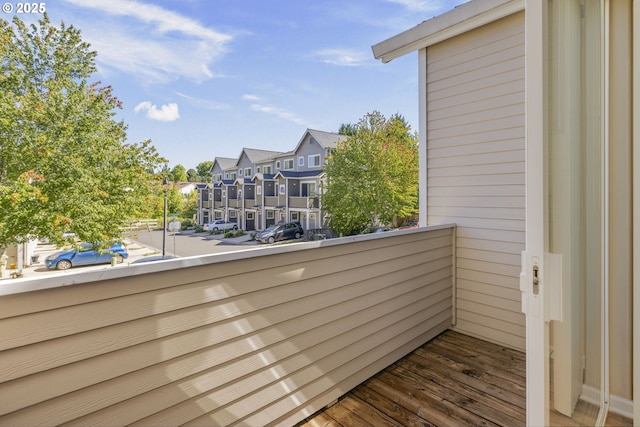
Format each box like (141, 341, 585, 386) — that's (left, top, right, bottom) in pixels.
(166, 186, 183, 217)
(0, 15, 165, 246)
(171, 164, 188, 182)
(181, 190, 198, 219)
(322, 111, 418, 236)
(186, 168, 199, 182)
(338, 123, 357, 136)
(196, 161, 213, 181)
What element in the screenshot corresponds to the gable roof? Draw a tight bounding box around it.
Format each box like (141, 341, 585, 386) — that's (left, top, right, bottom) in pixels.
(211, 157, 237, 173)
(371, 0, 523, 63)
(239, 148, 283, 164)
(291, 129, 346, 155)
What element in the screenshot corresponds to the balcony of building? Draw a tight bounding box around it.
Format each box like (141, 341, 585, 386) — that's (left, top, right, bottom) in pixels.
(289, 196, 319, 209)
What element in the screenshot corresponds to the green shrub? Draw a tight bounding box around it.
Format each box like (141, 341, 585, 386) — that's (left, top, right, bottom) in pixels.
(224, 230, 235, 238)
(235, 230, 245, 237)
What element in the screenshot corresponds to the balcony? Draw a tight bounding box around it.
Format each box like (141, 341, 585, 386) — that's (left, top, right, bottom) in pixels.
(265, 195, 279, 207)
(289, 196, 319, 209)
(0, 226, 456, 425)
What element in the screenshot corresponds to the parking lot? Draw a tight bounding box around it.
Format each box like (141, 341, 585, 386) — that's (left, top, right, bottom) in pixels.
(1, 229, 262, 281)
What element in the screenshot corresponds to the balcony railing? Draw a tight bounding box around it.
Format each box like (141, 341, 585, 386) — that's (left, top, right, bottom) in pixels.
(264, 196, 279, 207)
(0, 225, 454, 426)
(289, 196, 319, 209)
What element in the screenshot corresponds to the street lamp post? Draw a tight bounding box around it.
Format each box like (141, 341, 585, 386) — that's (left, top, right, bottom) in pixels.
(162, 178, 168, 257)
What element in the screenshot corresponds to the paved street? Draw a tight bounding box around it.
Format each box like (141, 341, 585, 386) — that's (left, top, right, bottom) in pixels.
(122, 229, 260, 257)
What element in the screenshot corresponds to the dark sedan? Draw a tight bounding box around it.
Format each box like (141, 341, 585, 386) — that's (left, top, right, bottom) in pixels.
(255, 222, 304, 244)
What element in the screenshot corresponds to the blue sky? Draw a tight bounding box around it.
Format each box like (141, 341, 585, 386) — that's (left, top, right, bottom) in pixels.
(36, 0, 467, 169)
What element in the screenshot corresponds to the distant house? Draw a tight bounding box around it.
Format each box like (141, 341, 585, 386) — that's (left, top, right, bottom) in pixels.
(174, 182, 199, 195)
(197, 129, 345, 231)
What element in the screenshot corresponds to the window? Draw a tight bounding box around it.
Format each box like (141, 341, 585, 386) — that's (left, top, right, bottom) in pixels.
(290, 212, 299, 221)
(229, 210, 237, 218)
(222, 190, 226, 198)
(267, 210, 275, 219)
(225, 172, 229, 179)
(302, 182, 317, 197)
(275, 161, 281, 169)
(256, 166, 261, 174)
(308, 154, 321, 167)
(299, 156, 304, 166)
(230, 172, 237, 181)
(247, 212, 254, 220)
(284, 159, 294, 170)
(244, 167, 252, 177)
(256, 186, 262, 195)
(263, 165, 272, 175)
(279, 184, 285, 195)
(237, 189, 242, 199)
(238, 169, 243, 177)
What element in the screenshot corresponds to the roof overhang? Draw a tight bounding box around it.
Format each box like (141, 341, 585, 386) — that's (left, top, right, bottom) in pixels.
(371, 0, 524, 63)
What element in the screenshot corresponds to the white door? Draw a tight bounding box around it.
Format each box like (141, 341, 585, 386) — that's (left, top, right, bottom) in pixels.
(524, 1, 606, 425)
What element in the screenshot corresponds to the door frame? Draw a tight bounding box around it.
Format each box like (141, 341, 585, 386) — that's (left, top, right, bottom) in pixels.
(523, 2, 548, 425)
(524, 1, 610, 425)
(633, 1, 640, 423)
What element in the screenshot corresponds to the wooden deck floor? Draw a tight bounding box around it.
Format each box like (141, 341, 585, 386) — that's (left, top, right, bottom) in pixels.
(297, 330, 633, 427)
(298, 330, 526, 427)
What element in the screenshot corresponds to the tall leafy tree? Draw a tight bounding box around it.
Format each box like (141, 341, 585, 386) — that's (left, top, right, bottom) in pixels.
(0, 15, 165, 246)
(322, 111, 418, 236)
(196, 161, 213, 181)
(171, 164, 188, 182)
(186, 168, 199, 182)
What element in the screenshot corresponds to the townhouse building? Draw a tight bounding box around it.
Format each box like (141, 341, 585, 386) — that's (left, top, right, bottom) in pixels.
(197, 129, 345, 232)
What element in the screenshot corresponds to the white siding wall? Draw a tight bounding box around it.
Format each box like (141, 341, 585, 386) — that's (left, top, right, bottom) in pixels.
(425, 11, 525, 350)
(0, 227, 453, 426)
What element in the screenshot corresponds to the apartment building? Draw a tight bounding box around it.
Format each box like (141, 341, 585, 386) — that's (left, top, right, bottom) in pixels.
(197, 129, 345, 231)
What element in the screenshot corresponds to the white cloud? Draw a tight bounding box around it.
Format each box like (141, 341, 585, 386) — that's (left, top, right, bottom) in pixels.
(175, 92, 230, 110)
(248, 104, 307, 126)
(242, 94, 262, 101)
(312, 49, 370, 67)
(134, 101, 180, 122)
(62, 0, 232, 84)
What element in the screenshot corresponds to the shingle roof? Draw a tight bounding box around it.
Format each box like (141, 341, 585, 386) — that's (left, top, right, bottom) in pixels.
(212, 157, 238, 172)
(242, 148, 283, 163)
(306, 129, 346, 149)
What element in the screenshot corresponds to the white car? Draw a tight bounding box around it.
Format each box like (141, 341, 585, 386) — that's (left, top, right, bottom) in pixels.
(204, 220, 238, 232)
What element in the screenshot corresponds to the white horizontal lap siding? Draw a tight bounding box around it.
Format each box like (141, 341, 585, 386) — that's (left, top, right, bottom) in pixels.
(426, 11, 525, 350)
(0, 227, 453, 427)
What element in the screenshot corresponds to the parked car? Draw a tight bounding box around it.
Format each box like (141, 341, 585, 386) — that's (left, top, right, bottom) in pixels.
(204, 220, 238, 232)
(45, 242, 128, 270)
(256, 222, 304, 244)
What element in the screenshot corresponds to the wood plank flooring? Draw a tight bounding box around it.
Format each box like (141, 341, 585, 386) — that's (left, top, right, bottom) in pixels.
(297, 330, 633, 427)
(298, 330, 526, 427)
